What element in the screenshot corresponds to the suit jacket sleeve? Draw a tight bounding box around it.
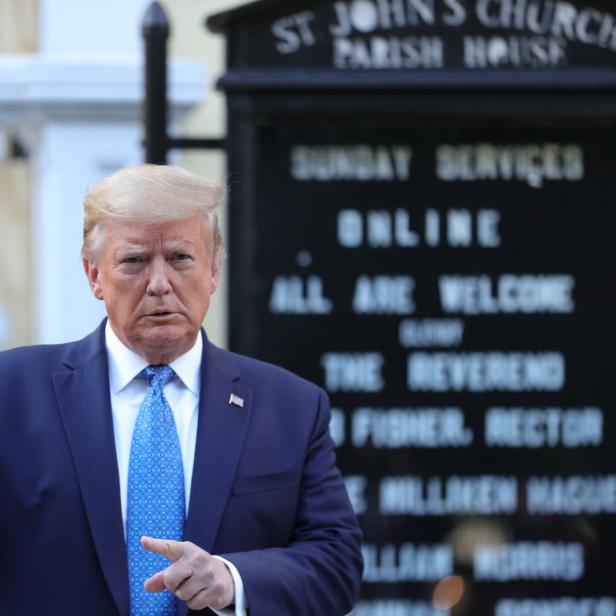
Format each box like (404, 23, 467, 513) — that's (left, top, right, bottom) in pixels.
(218, 388, 363, 616)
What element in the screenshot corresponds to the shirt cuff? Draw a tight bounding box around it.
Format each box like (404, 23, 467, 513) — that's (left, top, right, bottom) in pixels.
(210, 555, 247, 616)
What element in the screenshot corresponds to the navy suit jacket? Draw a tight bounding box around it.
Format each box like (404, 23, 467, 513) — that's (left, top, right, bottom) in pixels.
(0, 322, 362, 615)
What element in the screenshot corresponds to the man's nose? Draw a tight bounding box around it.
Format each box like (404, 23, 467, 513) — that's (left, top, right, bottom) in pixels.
(146, 259, 172, 296)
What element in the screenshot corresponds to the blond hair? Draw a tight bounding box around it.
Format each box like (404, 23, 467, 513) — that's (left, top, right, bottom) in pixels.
(82, 164, 225, 262)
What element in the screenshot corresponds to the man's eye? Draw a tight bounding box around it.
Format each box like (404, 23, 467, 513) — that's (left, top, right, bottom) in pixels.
(171, 254, 192, 262)
(122, 257, 144, 264)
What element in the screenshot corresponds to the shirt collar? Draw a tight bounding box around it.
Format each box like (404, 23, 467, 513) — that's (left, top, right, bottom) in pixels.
(105, 320, 202, 396)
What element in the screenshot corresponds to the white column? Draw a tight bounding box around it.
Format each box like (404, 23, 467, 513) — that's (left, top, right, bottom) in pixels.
(34, 121, 143, 341)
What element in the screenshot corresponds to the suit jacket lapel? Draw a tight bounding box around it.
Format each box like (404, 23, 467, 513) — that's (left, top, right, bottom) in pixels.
(52, 326, 250, 616)
(184, 336, 252, 555)
(53, 323, 130, 616)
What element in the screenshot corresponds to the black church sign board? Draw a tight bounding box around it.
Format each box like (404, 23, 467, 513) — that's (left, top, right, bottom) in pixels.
(207, 1, 616, 614)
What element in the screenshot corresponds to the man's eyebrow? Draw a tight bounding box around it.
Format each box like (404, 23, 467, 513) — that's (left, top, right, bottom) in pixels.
(113, 240, 197, 255)
(115, 243, 149, 251)
(165, 241, 197, 251)
(114, 246, 150, 257)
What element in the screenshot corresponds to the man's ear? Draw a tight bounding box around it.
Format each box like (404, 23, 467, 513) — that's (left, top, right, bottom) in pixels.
(83, 258, 104, 300)
(209, 248, 223, 295)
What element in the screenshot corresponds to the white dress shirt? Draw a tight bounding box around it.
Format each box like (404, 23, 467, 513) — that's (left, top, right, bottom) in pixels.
(105, 322, 247, 615)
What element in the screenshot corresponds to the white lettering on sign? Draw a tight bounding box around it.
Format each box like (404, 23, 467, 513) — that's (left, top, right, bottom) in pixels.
(330, 0, 439, 35)
(271, 1, 616, 68)
(272, 11, 316, 54)
(343, 475, 367, 515)
(321, 352, 385, 392)
(352, 275, 415, 314)
(439, 274, 575, 314)
(527, 476, 616, 514)
(367, 210, 421, 247)
(329, 407, 346, 447)
(291, 145, 412, 181)
(352, 407, 473, 448)
(398, 318, 465, 348)
(443, 0, 466, 26)
(393, 209, 420, 245)
(337, 209, 364, 247)
(337, 208, 500, 248)
(352, 600, 448, 616)
(436, 143, 585, 188)
(333, 35, 444, 69)
(379, 475, 517, 515)
(464, 35, 567, 68)
(362, 543, 453, 582)
(474, 542, 584, 581)
(269, 275, 333, 314)
(495, 597, 616, 616)
(475, 0, 616, 51)
(485, 407, 603, 448)
(328, 1, 446, 67)
(408, 352, 565, 392)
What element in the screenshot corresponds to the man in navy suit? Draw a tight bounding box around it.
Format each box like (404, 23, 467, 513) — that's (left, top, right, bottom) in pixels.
(0, 165, 362, 615)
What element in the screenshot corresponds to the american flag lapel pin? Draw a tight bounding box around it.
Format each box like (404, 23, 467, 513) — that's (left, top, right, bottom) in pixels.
(229, 393, 245, 408)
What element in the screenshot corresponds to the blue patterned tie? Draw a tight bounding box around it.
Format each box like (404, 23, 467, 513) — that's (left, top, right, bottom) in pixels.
(127, 365, 185, 616)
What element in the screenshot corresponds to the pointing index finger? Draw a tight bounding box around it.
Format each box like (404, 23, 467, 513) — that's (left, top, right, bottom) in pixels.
(141, 536, 185, 562)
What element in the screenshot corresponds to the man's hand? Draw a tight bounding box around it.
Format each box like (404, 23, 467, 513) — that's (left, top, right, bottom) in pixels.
(141, 536, 235, 611)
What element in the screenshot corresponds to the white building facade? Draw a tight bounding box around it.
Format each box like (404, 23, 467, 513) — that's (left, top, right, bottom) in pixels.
(0, 0, 234, 348)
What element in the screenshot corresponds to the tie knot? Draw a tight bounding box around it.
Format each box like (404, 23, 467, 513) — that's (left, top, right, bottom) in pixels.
(142, 364, 175, 387)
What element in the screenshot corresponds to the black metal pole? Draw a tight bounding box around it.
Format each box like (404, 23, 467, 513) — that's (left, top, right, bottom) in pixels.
(142, 1, 170, 164)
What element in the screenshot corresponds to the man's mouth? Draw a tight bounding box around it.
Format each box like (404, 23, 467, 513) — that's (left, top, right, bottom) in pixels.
(147, 311, 175, 318)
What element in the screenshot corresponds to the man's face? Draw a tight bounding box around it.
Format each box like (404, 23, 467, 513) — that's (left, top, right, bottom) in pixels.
(84, 215, 220, 364)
